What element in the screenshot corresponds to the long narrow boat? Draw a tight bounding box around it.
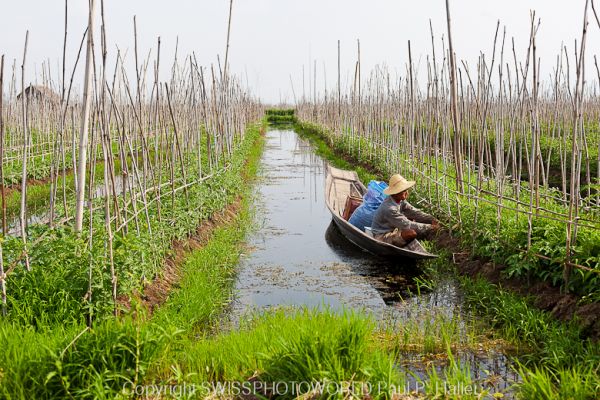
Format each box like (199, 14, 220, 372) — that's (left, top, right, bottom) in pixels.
(325, 165, 438, 260)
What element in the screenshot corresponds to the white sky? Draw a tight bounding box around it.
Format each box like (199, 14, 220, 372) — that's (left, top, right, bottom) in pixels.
(0, 0, 599, 104)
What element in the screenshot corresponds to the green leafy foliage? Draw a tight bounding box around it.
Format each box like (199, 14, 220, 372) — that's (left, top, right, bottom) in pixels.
(2, 124, 265, 329)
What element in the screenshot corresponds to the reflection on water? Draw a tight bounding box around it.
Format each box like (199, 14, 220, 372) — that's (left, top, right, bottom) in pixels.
(399, 349, 521, 395)
(7, 175, 138, 236)
(8, 211, 49, 236)
(324, 221, 424, 303)
(230, 129, 452, 318)
(92, 176, 136, 198)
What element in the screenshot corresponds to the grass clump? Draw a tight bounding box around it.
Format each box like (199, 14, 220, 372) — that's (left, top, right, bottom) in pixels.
(0, 314, 180, 400)
(417, 349, 489, 399)
(260, 311, 390, 389)
(161, 308, 402, 399)
(380, 313, 484, 356)
(461, 276, 598, 367)
(518, 365, 600, 400)
(461, 276, 600, 398)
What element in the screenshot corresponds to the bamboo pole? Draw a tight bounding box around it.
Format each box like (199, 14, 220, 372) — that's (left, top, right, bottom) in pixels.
(19, 31, 30, 272)
(338, 40, 341, 118)
(74, 0, 96, 233)
(0, 55, 5, 236)
(445, 0, 464, 193)
(50, 0, 70, 228)
(565, 0, 590, 290)
(223, 0, 234, 82)
(0, 54, 6, 315)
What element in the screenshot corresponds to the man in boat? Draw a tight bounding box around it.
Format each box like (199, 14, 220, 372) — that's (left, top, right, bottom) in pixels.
(371, 174, 439, 247)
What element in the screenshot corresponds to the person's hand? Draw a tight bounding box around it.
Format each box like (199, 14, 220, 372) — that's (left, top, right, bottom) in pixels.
(401, 229, 417, 242)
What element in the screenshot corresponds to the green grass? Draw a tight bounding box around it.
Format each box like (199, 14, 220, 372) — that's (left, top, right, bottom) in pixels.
(432, 260, 600, 398)
(517, 364, 600, 400)
(460, 276, 600, 398)
(265, 108, 297, 126)
(152, 309, 403, 399)
(461, 276, 599, 368)
(0, 312, 181, 399)
(151, 134, 264, 333)
(151, 216, 249, 330)
(265, 108, 295, 116)
(378, 312, 485, 355)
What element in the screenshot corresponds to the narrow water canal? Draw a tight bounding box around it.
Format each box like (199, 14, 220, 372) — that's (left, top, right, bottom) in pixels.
(231, 128, 520, 396)
(232, 128, 460, 317)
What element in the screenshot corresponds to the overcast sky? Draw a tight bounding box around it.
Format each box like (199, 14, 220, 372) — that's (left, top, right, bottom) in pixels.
(1, 1, 598, 104)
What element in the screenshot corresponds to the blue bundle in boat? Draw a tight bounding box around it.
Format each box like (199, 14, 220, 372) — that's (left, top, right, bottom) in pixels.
(362, 180, 388, 211)
(348, 180, 388, 231)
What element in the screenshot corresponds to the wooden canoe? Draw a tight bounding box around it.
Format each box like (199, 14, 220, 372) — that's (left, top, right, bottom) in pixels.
(325, 165, 438, 260)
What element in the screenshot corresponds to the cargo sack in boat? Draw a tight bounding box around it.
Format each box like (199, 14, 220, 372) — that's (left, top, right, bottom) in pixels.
(348, 180, 387, 232)
(348, 203, 373, 232)
(362, 180, 388, 211)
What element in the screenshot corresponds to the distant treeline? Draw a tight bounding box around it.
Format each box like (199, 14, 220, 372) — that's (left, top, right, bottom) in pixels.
(265, 109, 295, 116)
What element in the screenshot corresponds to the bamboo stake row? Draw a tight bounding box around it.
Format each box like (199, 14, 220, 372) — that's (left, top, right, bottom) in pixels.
(296, 3, 599, 285)
(0, 0, 262, 319)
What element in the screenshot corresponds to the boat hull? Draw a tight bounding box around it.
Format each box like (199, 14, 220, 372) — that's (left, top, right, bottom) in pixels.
(325, 165, 438, 260)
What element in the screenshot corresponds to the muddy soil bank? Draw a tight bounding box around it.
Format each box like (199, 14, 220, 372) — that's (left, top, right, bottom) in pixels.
(137, 199, 243, 313)
(438, 232, 600, 340)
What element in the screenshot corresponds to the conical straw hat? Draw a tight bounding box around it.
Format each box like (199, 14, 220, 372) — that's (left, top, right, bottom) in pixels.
(383, 174, 416, 195)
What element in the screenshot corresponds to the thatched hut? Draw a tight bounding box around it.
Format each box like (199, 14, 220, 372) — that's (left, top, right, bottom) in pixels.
(16, 85, 60, 105)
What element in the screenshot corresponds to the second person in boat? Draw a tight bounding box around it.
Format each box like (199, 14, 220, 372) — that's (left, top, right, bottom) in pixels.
(371, 174, 439, 247)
